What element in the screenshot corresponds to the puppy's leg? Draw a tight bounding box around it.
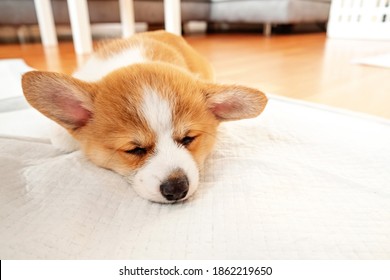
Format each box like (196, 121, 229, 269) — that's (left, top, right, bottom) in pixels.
(49, 122, 79, 153)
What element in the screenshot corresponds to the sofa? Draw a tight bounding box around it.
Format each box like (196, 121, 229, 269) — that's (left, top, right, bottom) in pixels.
(0, 0, 331, 40)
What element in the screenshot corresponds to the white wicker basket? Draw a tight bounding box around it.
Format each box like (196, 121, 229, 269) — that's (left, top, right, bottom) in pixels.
(327, 0, 390, 40)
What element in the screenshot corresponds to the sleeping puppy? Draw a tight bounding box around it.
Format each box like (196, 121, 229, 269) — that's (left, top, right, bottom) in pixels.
(22, 31, 267, 203)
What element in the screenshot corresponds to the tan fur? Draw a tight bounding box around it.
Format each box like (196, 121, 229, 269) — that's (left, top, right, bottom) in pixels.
(96, 30, 214, 81)
(22, 31, 268, 196)
(76, 63, 219, 175)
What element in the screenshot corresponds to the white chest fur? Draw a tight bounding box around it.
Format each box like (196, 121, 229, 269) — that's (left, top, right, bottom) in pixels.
(73, 47, 146, 82)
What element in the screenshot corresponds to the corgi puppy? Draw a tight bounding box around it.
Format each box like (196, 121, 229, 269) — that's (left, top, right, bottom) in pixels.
(22, 31, 267, 203)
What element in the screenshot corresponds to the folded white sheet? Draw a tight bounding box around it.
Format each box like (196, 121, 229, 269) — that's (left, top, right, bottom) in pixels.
(1, 95, 390, 259)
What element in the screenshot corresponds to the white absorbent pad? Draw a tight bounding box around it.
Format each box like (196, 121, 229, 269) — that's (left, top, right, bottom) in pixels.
(352, 53, 390, 69)
(1, 95, 390, 260)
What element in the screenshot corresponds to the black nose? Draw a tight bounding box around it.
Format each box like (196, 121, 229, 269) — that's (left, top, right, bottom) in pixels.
(160, 175, 189, 201)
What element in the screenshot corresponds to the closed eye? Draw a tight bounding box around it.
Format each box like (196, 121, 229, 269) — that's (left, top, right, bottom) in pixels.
(125, 147, 147, 156)
(180, 136, 196, 146)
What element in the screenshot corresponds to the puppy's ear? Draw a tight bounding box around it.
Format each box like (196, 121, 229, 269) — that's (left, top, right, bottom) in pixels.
(22, 71, 95, 130)
(203, 83, 268, 121)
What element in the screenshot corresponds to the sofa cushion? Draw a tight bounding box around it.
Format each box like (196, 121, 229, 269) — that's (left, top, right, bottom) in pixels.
(0, 0, 211, 25)
(210, 0, 331, 24)
(0, 0, 331, 26)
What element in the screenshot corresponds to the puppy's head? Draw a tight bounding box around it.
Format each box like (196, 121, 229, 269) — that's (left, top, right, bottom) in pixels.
(22, 64, 267, 203)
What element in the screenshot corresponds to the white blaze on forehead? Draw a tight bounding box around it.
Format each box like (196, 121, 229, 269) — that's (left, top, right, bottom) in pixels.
(141, 88, 173, 134)
(73, 46, 146, 82)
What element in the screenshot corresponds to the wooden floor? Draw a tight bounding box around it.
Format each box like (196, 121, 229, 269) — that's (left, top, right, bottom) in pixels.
(1, 32, 390, 118)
